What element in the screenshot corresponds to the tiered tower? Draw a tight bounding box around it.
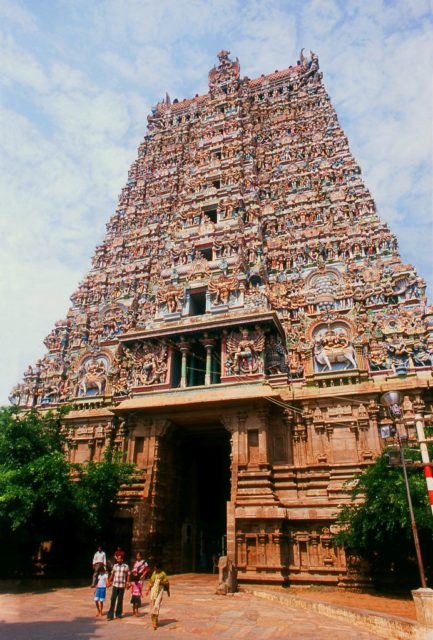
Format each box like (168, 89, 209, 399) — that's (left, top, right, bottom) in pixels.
(11, 51, 433, 585)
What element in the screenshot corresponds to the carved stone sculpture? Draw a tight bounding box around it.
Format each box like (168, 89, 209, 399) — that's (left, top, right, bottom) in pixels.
(216, 556, 237, 595)
(226, 328, 265, 375)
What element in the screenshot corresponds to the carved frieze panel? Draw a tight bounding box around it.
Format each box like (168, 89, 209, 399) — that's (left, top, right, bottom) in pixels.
(310, 320, 357, 373)
(112, 340, 169, 395)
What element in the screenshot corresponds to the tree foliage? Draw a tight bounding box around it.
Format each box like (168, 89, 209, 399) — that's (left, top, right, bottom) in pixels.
(0, 406, 72, 534)
(73, 447, 133, 534)
(336, 451, 433, 586)
(0, 406, 134, 577)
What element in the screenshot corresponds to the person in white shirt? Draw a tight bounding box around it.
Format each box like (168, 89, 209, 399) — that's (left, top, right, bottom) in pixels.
(92, 545, 107, 587)
(93, 565, 108, 616)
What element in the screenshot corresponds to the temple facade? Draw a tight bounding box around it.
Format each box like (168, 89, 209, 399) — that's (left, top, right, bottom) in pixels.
(11, 50, 433, 586)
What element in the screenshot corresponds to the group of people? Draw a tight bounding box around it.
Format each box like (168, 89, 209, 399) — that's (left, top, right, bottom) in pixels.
(91, 545, 170, 630)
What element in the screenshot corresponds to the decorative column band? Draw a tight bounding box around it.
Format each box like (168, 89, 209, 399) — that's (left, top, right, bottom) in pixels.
(424, 465, 433, 513)
(415, 414, 433, 518)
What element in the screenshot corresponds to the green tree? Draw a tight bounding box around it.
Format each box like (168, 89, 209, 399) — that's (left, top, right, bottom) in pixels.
(0, 406, 134, 577)
(73, 447, 134, 538)
(336, 452, 433, 586)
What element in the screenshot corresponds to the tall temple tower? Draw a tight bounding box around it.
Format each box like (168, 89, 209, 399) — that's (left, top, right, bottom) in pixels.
(11, 50, 433, 586)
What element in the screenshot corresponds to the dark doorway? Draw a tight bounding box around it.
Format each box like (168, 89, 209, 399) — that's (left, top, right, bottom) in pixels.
(204, 207, 217, 222)
(111, 516, 133, 561)
(164, 425, 231, 573)
(189, 290, 207, 316)
(198, 247, 213, 261)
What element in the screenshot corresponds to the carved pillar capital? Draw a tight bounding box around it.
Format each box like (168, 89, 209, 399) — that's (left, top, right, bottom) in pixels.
(236, 411, 248, 429)
(367, 399, 380, 420)
(312, 407, 325, 434)
(220, 413, 237, 433)
(413, 395, 426, 415)
(283, 408, 295, 426)
(258, 532, 268, 545)
(272, 533, 284, 545)
(292, 407, 310, 443)
(153, 418, 171, 438)
(256, 406, 270, 426)
(302, 406, 313, 426)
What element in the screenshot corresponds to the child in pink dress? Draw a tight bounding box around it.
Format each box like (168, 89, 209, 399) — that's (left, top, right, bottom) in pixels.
(129, 571, 143, 617)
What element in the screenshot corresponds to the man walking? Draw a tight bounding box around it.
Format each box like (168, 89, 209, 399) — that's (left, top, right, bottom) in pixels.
(91, 544, 107, 587)
(107, 552, 129, 620)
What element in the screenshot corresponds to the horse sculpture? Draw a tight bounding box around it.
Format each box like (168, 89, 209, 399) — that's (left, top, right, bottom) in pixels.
(78, 359, 107, 396)
(314, 329, 357, 372)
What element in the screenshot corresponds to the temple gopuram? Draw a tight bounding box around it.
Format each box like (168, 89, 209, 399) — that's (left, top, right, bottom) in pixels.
(11, 50, 433, 586)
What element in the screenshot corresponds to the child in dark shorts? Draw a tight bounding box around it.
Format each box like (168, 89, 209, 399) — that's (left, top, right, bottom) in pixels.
(94, 565, 108, 617)
(129, 571, 143, 617)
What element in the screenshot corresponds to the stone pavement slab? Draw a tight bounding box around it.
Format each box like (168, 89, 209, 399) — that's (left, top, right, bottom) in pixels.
(0, 574, 384, 639)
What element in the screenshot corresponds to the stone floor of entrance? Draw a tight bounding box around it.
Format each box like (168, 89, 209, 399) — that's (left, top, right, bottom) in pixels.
(0, 574, 384, 639)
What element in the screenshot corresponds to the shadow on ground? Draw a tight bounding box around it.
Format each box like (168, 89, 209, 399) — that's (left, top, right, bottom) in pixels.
(0, 617, 98, 640)
(0, 578, 88, 595)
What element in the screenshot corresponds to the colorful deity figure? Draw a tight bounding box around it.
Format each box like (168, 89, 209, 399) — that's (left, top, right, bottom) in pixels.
(77, 356, 108, 396)
(227, 329, 265, 375)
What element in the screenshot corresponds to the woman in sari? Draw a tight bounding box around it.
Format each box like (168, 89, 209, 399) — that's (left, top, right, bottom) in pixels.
(131, 551, 148, 580)
(145, 562, 170, 630)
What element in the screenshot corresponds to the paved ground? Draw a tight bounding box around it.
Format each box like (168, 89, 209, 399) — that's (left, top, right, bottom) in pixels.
(283, 586, 416, 620)
(0, 574, 385, 639)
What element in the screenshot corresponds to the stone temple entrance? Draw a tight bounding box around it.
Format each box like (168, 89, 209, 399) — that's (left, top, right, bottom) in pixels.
(158, 422, 231, 573)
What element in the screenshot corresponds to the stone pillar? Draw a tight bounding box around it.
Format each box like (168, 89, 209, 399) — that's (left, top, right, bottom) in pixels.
(179, 339, 190, 388)
(257, 407, 270, 465)
(205, 347, 212, 385)
(237, 411, 248, 467)
(70, 442, 77, 463)
(258, 532, 268, 566)
(220, 413, 238, 501)
(367, 399, 381, 452)
(227, 502, 236, 562)
(272, 532, 285, 570)
(87, 440, 95, 461)
(292, 409, 309, 467)
(205, 290, 211, 312)
(95, 439, 104, 462)
(201, 334, 215, 386)
(220, 412, 238, 561)
(282, 408, 294, 465)
(235, 531, 245, 567)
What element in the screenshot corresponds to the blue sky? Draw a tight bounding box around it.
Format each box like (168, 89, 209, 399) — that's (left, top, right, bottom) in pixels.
(0, 0, 432, 403)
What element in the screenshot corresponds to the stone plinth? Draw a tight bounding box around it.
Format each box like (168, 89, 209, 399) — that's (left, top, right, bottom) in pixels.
(412, 588, 433, 628)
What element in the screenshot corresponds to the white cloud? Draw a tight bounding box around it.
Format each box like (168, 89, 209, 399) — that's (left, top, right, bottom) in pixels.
(0, 31, 48, 91)
(0, 0, 37, 32)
